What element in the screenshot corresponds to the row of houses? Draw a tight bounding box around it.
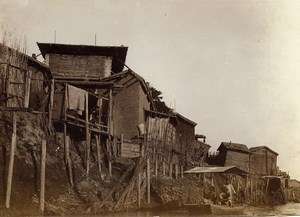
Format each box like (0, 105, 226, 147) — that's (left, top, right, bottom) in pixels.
(0, 42, 295, 198)
(0, 42, 212, 180)
(207, 142, 279, 178)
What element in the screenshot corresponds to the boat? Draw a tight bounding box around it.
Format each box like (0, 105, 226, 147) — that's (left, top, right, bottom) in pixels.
(183, 203, 212, 215)
(210, 204, 245, 215)
(184, 203, 245, 215)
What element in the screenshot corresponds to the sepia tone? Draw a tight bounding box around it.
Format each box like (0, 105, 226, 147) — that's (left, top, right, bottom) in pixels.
(0, 0, 300, 216)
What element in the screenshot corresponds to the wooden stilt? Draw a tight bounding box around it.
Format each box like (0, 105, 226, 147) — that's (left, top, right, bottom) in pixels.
(95, 134, 101, 174)
(147, 158, 150, 204)
(108, 139, 112, 176)
(137, 172, 141, 208)
(169, 163, 172, 178)
(120, 133, 124, 156)
(255, 179, 258, 203)
(175, 164, 178, 179)
(5, 111, 17, 208)
(40, 139, 46, 212)
(63, 84, 73, 186)
(155, 159, 158, 178)
(24, 71, 32, 108)
(85, 92, 90, 176)
(181, 165, 184, 178)
(162, 162, 166, 176)
(250, 179, 253, 202)
(65, 135, 73, 187)
(48, 79, 54, 127)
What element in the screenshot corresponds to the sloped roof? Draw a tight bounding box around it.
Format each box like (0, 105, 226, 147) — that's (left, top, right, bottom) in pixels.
(0, 43, 52, 79)
(101, 70, 154, 109)
(250, 146, 279, 156)
(174, 112, 197, 126)
(218, 142, 250, 154)
(37, 43, 128, 73)
(195, 140, 211, 149)
(184, 166, 248, 175)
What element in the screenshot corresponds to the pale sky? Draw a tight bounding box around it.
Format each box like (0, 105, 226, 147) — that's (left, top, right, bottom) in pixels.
(1, 0, 300, 179)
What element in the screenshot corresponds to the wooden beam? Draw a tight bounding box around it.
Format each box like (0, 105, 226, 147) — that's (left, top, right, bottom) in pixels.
(162, 162, 166, 176)
(5, 55, 11, 107)
(108, 89, 112, 176)
(147, 158, 150, 204)
(169, 163, 173, 178)
(85, 92, 90, 176)
(175, 164, 178, 179)
(48, 79, 54, 127)
(155, 159, 158, 178)
(137, 172, 141, 208)
(65, 134, 73, 187)
(181, 165, 184, 178)
(92, 163, 135, 211)
(63, 86, 73, 187)
(40, 139, 46, 212)
(6, 111, 17, 208)
(95, 134, 101, 174)
(120, 134, 124, 156)
(24, 71, 32, 108)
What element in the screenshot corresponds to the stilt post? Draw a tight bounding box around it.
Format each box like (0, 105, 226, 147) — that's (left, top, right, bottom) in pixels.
(5, 111, 17, 208)
(147, 158, 150, 204)
(40, 139, 46, 212)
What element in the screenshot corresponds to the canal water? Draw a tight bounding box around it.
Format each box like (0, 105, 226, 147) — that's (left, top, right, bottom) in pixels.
(86, 203, 300, 217)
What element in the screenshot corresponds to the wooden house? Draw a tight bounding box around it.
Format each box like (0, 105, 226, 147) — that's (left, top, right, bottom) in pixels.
(0, 43, 52, 110)
(208, 142, 250, 172)
(174, 112, 197, 168)
(36, 43, 129, 135)
(101, 70, 154, 140)
(249, 146, 278, 177)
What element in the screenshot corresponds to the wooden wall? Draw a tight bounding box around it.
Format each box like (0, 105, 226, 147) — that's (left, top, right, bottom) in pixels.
(225, 150, 250, 172)
(250, 148, 278, 176)
(0, 44, 49, 109)
(175, 119, 195, 168)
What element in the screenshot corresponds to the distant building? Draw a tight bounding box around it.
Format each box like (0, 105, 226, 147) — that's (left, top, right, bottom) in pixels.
(207, 142, 250, 172)
(289, 179, 300, 188)
(249, 146, 278, 177)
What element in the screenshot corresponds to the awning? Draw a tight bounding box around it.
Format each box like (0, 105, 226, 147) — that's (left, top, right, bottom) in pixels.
(184, 166, 248, 175)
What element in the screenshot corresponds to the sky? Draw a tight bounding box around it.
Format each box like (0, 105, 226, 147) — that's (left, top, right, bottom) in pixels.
(1, 0, 300, 179)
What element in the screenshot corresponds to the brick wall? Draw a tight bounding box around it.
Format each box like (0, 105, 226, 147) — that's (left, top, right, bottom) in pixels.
(48, 54, 112, 78)
(112, 78, 150, 140)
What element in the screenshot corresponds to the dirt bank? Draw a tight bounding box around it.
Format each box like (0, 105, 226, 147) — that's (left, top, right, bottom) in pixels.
(0, 111, 208, 216)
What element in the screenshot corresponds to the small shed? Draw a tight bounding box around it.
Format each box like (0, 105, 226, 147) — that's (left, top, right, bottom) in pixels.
(208, 142, 250, 173)
(250, 146, 278, 176)
(0, 43, 52, 110)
